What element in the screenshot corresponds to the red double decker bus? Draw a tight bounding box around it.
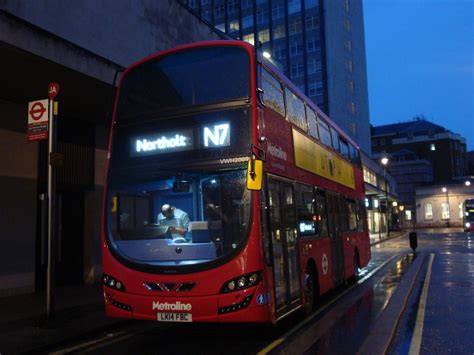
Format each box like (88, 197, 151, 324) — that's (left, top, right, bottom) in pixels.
(102, 40, 370, 324)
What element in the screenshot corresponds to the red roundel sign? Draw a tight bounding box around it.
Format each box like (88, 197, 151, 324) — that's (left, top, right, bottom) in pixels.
(48, 82, 60, 99)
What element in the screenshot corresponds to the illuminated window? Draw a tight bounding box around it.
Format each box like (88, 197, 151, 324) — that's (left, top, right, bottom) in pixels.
(424, 203, 433, 220)
(441, 203, 450, 220)
(258, 29, 270, 43)
(405, 210, 412, 220)
(243, 33, 255, 45)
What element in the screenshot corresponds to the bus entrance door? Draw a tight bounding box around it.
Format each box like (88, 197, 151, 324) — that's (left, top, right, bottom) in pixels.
(326, 193, 345, 286)
(268, 178, 301, 318)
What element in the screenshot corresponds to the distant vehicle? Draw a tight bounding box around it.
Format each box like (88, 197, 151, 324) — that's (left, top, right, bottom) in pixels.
(463, 199, 474, 232)
(101, 40, 370, 324)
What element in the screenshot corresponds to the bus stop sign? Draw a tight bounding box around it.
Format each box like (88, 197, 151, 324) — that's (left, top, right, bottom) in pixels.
(48, 82, 60, 99)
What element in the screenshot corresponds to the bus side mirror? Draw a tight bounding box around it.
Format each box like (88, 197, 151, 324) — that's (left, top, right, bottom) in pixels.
(247, 159, 263, 191)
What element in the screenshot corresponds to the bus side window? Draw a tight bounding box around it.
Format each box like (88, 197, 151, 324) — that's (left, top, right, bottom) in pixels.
(307, 107, 319, 140)
(340, 139, 350, 160)
(330, 127, 340, 153)
(318, 119, 332, 147)
(285, 87, 307, 131)
(315, 190, 329, 237)
(347, 199, 358, 231)
(261, 69, 285, 116)
(295, 183, 316, 237)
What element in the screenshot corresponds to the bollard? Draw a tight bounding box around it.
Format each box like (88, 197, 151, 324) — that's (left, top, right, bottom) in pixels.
(409, 231, 418, 252)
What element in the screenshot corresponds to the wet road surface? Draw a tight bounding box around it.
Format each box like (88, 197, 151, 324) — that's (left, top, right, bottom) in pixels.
(47, 230, 474, 354)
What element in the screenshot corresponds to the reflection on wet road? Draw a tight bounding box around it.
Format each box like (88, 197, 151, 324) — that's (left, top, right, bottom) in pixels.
(58, 230, 474, 354)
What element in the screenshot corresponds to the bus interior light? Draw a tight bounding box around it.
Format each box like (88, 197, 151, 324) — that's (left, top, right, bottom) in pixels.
(220, 271, 262, 293)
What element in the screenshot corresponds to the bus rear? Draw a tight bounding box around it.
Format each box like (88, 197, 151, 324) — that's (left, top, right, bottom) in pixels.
(102, 41, 271, 323)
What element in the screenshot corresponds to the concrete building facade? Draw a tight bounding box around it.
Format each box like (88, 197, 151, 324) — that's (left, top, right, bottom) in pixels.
(0, 2, 221, 296)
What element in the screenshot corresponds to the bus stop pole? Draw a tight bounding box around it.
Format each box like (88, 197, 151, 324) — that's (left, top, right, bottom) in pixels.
(46, 98, 57, 320)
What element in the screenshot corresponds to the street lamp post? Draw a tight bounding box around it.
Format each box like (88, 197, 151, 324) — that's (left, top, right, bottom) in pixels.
(442, 187, 450, 227)
(381, 157, 390, 236)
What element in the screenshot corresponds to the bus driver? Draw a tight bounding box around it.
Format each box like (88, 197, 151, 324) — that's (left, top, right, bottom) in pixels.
(157, 204, 190, 238)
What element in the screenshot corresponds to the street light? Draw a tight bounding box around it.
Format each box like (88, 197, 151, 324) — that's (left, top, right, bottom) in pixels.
(466, 181, 471, 187)
(381, 157, 390, 236)
(442, 187, 450, 227)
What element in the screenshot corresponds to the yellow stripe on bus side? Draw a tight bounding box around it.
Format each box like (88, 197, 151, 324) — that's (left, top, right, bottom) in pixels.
(292, 129, 355, 189)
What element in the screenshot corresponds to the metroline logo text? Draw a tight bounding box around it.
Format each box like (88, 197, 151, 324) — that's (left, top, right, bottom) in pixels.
(152, 301, 192, 311)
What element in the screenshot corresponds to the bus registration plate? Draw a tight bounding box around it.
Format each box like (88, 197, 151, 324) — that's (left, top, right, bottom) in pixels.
(157, 312, 192, 322)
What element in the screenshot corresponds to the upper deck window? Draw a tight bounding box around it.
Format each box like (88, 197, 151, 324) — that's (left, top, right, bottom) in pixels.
(117, 46, 250, 122)
(318, 119, 332, 147)
(330, 127, 340, 152)
(307, 107, 319, 140)
(261, 69, 285, 116)
(285, 87, 307, 131)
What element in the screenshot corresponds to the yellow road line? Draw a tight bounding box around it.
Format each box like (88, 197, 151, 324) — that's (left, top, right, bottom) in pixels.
(409, 253, 435, 355)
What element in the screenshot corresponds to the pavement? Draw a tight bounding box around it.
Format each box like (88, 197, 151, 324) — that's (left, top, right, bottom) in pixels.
(0, 230, 410, 354)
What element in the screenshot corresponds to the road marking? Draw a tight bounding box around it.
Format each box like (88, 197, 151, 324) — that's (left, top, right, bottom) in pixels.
(49, 330, 128, 355)
(409, 253, 435, 355)
(257, 254, 398, 355)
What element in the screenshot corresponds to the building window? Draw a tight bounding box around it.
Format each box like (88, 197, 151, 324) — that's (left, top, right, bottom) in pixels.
(424, 203, 433, 220)
(289, 18, 302, 35)
(257, 9, 269, 25)
(290, 41, 303, 57)
(306, 14, 319, 30)
(344, 19, 352, 32)
(306, 0, 317, 9)
(227, 0, 237, 14)
(258, 29, 270, 43)
(229, 20, 239, 32)
(308, 81, 323, 97)
(242, 0, 253, 9)
(290, 62, 304, 78)
(307, 36, 320, 52)
(272, 3, 285, 19)
(345, 59, 353, 72)
(242, 15, 253, 29)
(307, 58, 322, 74)
(214, 5, 224, 18)
(344, 39, 352, 52)
(273, 44, 286, 60)
(288, 0, 301, 14)
(273, 24, 285, 39)
(430, 143, 436, 151)
(406, 210, 412, 221)
(243, 33, 255, 45)
(441, 203, 450, 220)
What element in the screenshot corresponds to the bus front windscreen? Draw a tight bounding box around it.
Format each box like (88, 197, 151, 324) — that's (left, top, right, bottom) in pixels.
(116, 45, 250, 122)
(106, 169, 251, 270)
(105, 44, 253, 272)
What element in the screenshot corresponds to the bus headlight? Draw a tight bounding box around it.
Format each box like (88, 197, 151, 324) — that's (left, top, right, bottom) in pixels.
(103, 273, 127, 292)
(220, 271, 262, 293)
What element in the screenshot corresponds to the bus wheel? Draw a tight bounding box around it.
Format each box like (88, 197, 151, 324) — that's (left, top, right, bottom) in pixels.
(304, 264, 318, 314)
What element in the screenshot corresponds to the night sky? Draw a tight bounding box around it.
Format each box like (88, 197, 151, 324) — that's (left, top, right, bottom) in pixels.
(364, 0, 474, 151)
